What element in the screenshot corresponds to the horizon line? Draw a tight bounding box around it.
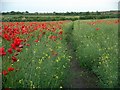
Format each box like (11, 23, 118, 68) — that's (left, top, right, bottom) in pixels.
(1, 9, 119, 13)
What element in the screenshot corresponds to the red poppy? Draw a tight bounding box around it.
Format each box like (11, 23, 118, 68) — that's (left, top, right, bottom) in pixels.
(0, 32, 2, 37)
(35, 40, 39, 42)
(8, 67, 14, 72)
(13, 37, 22, 46)
(3, 34, 10, 41)
(49, 35, 57, 41)
(96, 28, 100, 30)
(2, 70, 8, 76)
(42, 23, 46, 29)
(8, 48, 13, 54)
(12, 56, 17, 62)
(59, 30, 63, 35)
(11, 43, 16, 50)
(26, 44, 30, 46)
(60, 38, 62, 40)
(0, 47, 6, 56)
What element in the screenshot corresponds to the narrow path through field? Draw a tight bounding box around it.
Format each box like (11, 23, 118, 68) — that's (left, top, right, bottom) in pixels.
(66, 41, 99, 88)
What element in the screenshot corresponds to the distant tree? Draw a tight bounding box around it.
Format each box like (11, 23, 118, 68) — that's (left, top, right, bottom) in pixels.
(35, 12, 38, 15)
(25, 11, 29, 14)
(66, 12, 70, 15)
(71, 12, 74, 15)
(10, 11, 15, 14)
(90, 12, 94, 15)
(53, 12, 56, 14)
(96, 11, 101, 15)
(86, 11, 90, 15)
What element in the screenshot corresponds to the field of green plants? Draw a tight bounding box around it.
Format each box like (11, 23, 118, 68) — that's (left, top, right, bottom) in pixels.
(72, 19, 119, 88)
(1, 18, 119, 88)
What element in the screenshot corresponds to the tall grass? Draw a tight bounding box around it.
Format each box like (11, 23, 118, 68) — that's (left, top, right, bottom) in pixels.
(72, 19, 118, 88)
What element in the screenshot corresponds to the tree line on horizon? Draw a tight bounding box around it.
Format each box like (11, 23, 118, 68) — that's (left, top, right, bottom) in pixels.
(1, 10, 119, 15)
(1, 10, 119, 21)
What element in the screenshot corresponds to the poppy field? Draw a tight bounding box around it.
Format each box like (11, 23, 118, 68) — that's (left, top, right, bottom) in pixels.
(0, 18, 119, 88)
(1, 21, 73, 88)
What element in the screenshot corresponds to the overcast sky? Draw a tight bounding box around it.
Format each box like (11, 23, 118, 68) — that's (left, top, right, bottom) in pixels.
(1, 0, 119, 12)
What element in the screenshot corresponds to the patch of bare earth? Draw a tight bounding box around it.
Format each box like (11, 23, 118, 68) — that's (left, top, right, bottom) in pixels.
(66, 42, 99, 88)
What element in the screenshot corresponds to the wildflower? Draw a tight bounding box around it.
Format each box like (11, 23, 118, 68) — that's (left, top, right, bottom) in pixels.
(11, 43, 16, 50)
(2, 70, 8, 76)
(3, 34, 10, 41)
(60, 38, 62, 40)
(96, 28, 100, 30)
(0, 47, 6, 56)
(34, 40, 39, 42)
(49, 35, 57, 41)
(8, 67, 14, 72)
(13, 37, 22, 46)
(8, 48, 13, 54)
(60, 86, 63, 88)
(12, 56, 17, 62)
(26, 44, 30, 46)
(59, 30, 63, 35)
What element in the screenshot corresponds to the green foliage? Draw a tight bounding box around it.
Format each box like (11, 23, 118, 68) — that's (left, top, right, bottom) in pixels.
(71, 19, 118, 88)
(2, 16, 79, 22)
(2, 12, 119, 22)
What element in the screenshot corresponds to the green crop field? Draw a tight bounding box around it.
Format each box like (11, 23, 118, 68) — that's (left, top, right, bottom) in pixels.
(2, 15, 80, 22)
(1, 18, 119, 88)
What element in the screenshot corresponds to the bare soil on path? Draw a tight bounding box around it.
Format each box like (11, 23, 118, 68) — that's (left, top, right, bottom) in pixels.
(66, 42, 99, 88)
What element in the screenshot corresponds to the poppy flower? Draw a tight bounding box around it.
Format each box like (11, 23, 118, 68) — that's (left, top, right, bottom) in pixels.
(8, 67, 14, 72)
(96, 28, 100, 30)
(35, 40, 39, 42)
(60, 38, 62, 40)
(42, 23, 46, 29)
(12, 56, 17, 62)
(8, 48, 13, 54)
(59, 30, 63, 35)
(11, 43, 16, 50)
(3, 34, 10, 41)
(0, 47, 6, 56)
(2, 70, 8, 76)
(26, 44, 30, 46)
(0, 32, 2, 37)
(49, 35, 57, 41)
(13, 37, 22, 46)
